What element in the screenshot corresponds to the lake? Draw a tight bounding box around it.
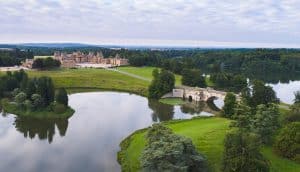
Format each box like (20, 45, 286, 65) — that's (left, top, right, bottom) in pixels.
(0, 92, 216, 172)
(268, 80, 300, 104)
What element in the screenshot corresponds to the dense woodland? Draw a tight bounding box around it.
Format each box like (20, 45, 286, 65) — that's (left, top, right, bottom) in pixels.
(1, 46, 300, 83)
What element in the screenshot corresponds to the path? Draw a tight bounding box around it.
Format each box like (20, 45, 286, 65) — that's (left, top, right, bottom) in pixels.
(106, 68, 152, 82)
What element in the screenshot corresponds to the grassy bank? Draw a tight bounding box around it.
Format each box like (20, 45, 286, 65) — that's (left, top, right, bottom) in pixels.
(118, 117, 300, 172)
(1, 100, 74, 119)
(26, 68, 149, 96)
(118, 117, 231, 172)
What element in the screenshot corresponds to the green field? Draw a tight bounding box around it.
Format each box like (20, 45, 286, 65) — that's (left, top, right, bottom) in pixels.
(118, 117, 300, 172)
(117, 66, 182, 86)
(26, 68, 149, 96)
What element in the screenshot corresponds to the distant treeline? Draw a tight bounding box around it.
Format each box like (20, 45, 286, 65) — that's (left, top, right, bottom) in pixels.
(1, 46, 300, 83)
(0, 49, 33, 66)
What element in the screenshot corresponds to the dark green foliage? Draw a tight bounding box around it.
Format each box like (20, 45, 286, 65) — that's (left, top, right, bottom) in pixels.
(284, 103, 300, 123)
(31, 94, 43, 110)
(251, 104, 280, 144)
(148, 69, 175, 99)
(294, 91, 300, 104)
(222, 131, 269, 172)
(32, 57, 60, 69)
(55, 88, 68, 106)
(222, 92, 236, 118)
(36, 77, 55, 106)
(141, 124, 208, 172)
(274, 122, 300, 163)
(232, 103, 253, 130)
(210, 73, 247, 92)
(251, 80, 278, 106)
(181, 68, 206, 87)
(0, 48, 33, 66)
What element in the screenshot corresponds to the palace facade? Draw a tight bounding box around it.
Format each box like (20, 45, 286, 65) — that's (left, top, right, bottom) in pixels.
(54, 51, 129, 68)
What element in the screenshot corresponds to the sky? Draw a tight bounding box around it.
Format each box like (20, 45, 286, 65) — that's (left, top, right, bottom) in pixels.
(1, 0, 300, 48)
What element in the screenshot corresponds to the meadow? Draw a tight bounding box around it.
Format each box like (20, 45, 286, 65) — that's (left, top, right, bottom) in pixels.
(26, 68, 149, 96)
(118, 117, 300, 172)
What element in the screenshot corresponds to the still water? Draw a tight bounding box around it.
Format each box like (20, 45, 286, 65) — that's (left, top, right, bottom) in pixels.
(0, 92, 217, 172)
(268, 80, 300, 104)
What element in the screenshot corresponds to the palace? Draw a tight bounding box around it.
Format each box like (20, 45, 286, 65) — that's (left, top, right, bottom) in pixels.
(54, 51, 129, 68)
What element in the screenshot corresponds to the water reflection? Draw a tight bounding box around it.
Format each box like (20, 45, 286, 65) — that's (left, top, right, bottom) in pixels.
(14, 117, 68, 143)
(0, 92, 218, 172)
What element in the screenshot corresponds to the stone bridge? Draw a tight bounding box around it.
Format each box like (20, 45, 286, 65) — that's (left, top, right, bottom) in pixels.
(163, 86, 237, 102)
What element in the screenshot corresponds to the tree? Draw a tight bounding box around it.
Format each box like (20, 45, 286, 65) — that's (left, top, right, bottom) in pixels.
(222, 92, 237, 118)
(31, 94, 44, 109)
(141, 124, 208, 171)
(252, 80, 278, 106)
(148, 69, 175, 99)
(26, 78, 37, 99)
(222, 131, 269, 172)
(274, 122, 300, 163)
(36, 77, 55, 106)
(232, 103, 253, 130)
(55, 88, 68, 106)
(15, 92, 27, 108)
(294, 91, 300, 104)
(181, 68, 206, 87)
(251, 104, 280, 144)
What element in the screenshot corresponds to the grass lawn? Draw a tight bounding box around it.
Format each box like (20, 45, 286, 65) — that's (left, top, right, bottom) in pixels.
(117, 66, 182, 86)
(118, 117, 300, 172)
(118, 117, 231, 172)
(25, 68, 149, 96)
(159, 97, 186, 105)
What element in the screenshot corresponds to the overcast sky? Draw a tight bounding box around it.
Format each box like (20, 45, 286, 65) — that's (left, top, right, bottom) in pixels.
(1, 0, 300, 48)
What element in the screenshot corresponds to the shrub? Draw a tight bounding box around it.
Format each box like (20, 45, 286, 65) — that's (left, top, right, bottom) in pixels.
(274, 122, 300, 163)
(31, 94, 44, 110)
(222, 92, 236, 118)
(141, 124, 207, 172)
(15, 92, 27, 108)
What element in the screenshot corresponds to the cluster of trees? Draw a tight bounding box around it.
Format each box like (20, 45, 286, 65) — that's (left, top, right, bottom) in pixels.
(0, 70, 69, 114)
(181, 69, 206, 87)
(141, 124, 207, 171)
(210, 73, 247, 92)
(32, 57, 61, 69)
(148, 69, 175, 99)
(273, 93, 300, 163)
(220, 80, 282, 171)
(0, 49, 33, 66)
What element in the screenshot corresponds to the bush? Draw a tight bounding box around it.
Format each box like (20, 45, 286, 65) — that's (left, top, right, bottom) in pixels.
(14, 92, 27, 108)
(274, 122, 300, 163)
(53, 103, 67, 114)
(285, 103, 300, 123)
(141, 124, 207, 172)
(222, 92, 236, 118)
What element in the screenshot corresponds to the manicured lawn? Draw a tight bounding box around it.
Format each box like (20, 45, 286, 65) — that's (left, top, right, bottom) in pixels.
(159, 97, 186, 105)
(118, 117, 231, 172)
(118, 117, 300, 172)
(26, 68, 149, 96)
(117, 66, 182, 86)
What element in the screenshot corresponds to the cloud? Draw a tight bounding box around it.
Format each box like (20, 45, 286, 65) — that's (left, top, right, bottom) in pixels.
(0, 0, 299, 47)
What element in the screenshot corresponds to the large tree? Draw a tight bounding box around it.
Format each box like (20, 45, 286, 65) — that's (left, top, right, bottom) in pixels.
(222, 92, 237, 118)
(181, 68, 206, 87)
(55, 88, 68, 106)
(148, 69, 175, 99)
(141, 124, 207, 171)
(251, 104, 280, 144)
(251, 80, 278, 106)
(222, 131, 269, 172)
